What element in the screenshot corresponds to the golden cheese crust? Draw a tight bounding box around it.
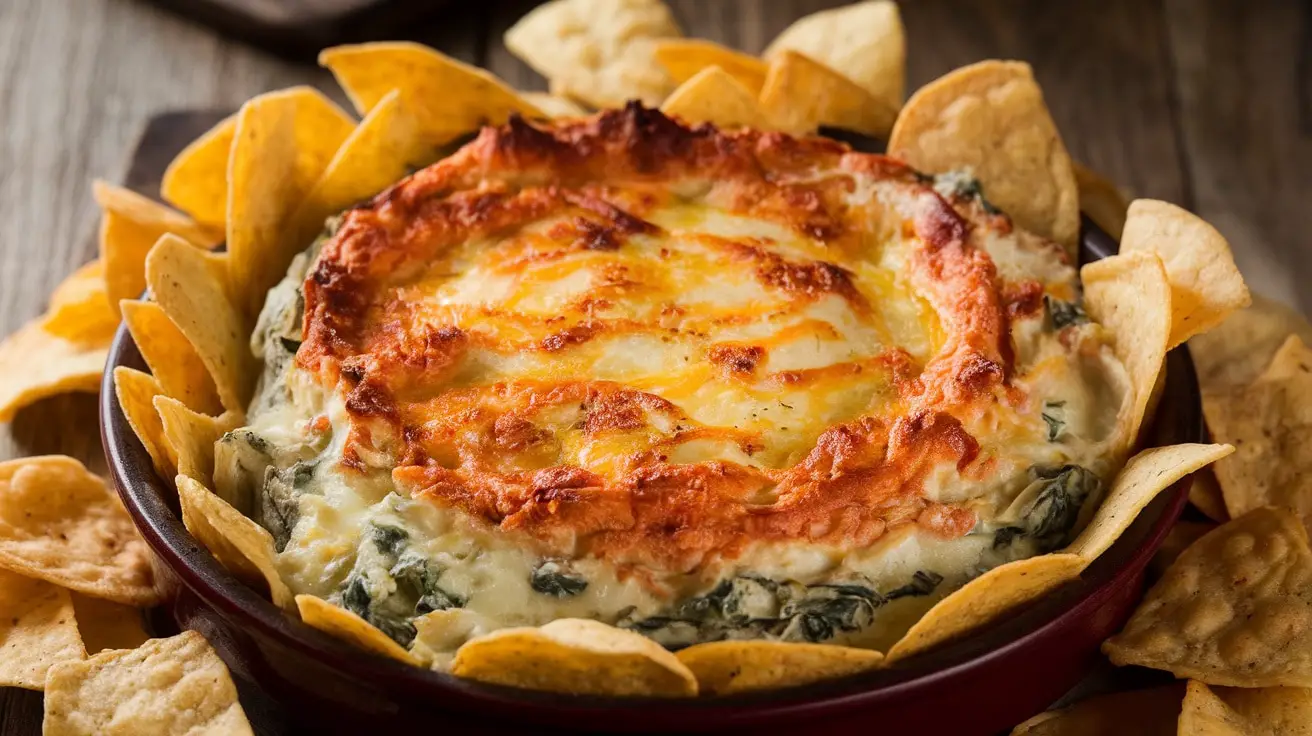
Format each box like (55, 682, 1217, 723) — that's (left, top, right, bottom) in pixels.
(297, 104, 1071, 575)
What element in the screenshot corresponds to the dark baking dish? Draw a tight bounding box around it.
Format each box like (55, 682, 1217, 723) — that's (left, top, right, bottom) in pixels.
(101, 217, 1201, 735)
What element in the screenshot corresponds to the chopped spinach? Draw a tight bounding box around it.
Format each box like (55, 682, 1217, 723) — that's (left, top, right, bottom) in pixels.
(1045, 295, 1089, 330)
(391, 553, 465, 613)
(259, 466, 300, 553)
(998, 464, 1102, 554)
(278, 337, 302, 355)
(884, 570, 945, 599)
(370, 525, 408, 557)
(1042, 400, 1067, 442)
(992, 526, 1026, 549)
(933, 171, 1001, 214)
(530, 561, 589, 598)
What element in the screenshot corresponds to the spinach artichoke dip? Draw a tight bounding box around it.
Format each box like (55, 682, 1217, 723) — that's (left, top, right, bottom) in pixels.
(214, 105, 1129, 668)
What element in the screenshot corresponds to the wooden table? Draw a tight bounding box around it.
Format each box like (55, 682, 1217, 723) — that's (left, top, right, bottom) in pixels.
(0, 0, 1305, 732)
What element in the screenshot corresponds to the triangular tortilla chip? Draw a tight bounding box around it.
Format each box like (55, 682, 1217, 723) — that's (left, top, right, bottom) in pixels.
(154, 397, 241, 488)
(175, 475, 292, 609)
(0, 569, 85, 690)
(120, 300, 223, 416)
(1189, 293, 1312, 391)
(42, 260, 120, 344)
(113, 367, 176, 482)
(160, 114, 236, 228)
(653, 39, 768, 94)
(676, 640, 881, 695)
(661, 66, 772, 130)
(759, 50, 896, 138)
(0, 315, 107, 422)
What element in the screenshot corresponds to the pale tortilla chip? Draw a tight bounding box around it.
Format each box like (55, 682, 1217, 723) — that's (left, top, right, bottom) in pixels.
(676, 640, 881, 695)
(321, 42, 542, 143)
(1188, 468, 1229, 523)
(1190, 294, 1312, 391)
(764, 0, 905, 118)
(1081, 252, 1172, 455)
(1072, 162, 1130, 240)
(295, 594, 418, 666)
(1010, 684, 1184, 735)
(1179, 680, 1312, 735)
(42, 260, 119, 344)
(1103, 507, 1312, 687)
(176, 476, 293, 610)
(93, 182, 220, 314)
(1064, 443, 1233, 562)
(653, 39, 768, 94)
(1149, 520, 1218, 579)
(1204, 335, 1312, 527)
(145, 235, 256, 413)
(661, 66, 771, 130)
(452, 618, 698, 696)
(155, 398, 240, 489)
(160, 114, 235, 228)
(0, 569, 85, 690)
(43, 630, 253, 736)
(113, 367, 176, 482)
(759, 50, 896, 138)
(884, 553, 1084, 663)
(520, 92, 589, 119)
(503, 0, 682, 109)
(0, 318, 107, 422)
(120, 300, 223, 417)
(888, 60, 1079, 248)
(69, 593, 150, 655)
(0, 456, 159, 606)
(1121, 199, 1250, 350)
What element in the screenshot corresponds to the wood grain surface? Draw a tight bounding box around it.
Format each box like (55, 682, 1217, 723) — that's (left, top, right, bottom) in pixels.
(0, 0, 1307, 733)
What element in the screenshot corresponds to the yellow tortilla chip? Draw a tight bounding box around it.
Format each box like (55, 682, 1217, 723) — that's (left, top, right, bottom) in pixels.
(93, 181, 221, 314)
(1121, 199, 1250, 350)
(1188, 468, 1229, 523)
(452, 618, 698, 696)
(160, 114, 235, 228)
(0, 569, 85, 690)
(1204, 335, 1312, 526)
(145, 235, 256, 413)
(321, 42, 542, 144)
(42, 260, 119, 344)
(764, 1, 905, 118)
(1073, 162, 1130, 240)
(1010, 684, 1184, 735)
(155, 398, 241, 489)
(1179, 680, 1312, 735)
(0, 456, 159, 606)
(120, 300, 223, 416)
(0, 317, 107, 422)
(176, 476, 293, 610)
(287, 89, 438, 253)
(759, 50, 896, 138)
(676, 640, 882, 695)
(884, 553, 1084, 663)
(1149, 520, 1218, 580)
(521, 92, 588, 119)
(295, 594, 418, 666)
(43, 630, 253, 736)
(1190, 293, 1312, 391)
(653, 39, 769, 95)
(1064, 443, 1233, 562)
(69, 593, 150, 655)
(113, 367, 176, 482)
(888, 60, 1080, 249)
(661, 66, 771, 131)
(1081, 251, 1172, 455)
(504, 0, 681, 109)
(1104, 507, 1312, 687)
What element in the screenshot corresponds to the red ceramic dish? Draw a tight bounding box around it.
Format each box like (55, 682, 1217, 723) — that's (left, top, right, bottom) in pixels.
(100, 219, 1202, 735)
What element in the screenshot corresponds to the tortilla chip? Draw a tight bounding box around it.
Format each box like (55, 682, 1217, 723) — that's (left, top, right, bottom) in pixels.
(43, 630, 253, 736)
(1064, 443, 1233, 563)
(759, 50, 896, 138)
(1121, 200, 1250, 350)
(888, 60, 1080, 249)
(763, 1, 905, 118)
(160, 115, 235, 228)
(145, 235, 256, 413)
(154, 398, 240, 489)
(1104, 507, 1312, 687)
(1073, 163, 1130, 240)
(653, 39, 769, 95)
(661, 66, 771, 130)
(884, 553, 1084, 663)
(1204, 336, 1312, 527)
(176, 476, 293, 610)
(1179, 680, 1312, 735)
(42, 260, 120, 344)
(287, 89, 438, 252)
(0, 569, 85, 690)
(0, 317, 107, 422)
(503, 0, 681, 109)
(1190, 294, 1312, 391)
(520, 92, 588, 119)
(295, 594, 418, 666)
(1188, 468, 1229, 523)
(676, 640, 882, 695)
(1081, 252, 1172, 456)
(452, 618, 698, 696)
(93, 182, 221, 314)
(113, 367, 176, 482)
(1149, 520, 1219, 579)
(69, 593, 150, 655)
(120, 300, 223, 416)
(321, 42, 542, 144)
(0, 456, 159, 606)
(1010, 684, 1184, 735)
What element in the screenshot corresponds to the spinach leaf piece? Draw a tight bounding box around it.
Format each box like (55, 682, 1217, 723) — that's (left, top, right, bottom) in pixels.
(1023, 464, 1102, 552)
(1042, 400, 1067, 442)
(1045, 295, 1089, 330)
(530, 561, 589, 598)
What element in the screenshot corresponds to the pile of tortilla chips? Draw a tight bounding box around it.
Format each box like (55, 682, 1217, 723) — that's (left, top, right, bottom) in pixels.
(0, 0, 1298, 729)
